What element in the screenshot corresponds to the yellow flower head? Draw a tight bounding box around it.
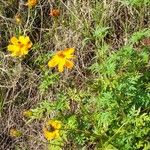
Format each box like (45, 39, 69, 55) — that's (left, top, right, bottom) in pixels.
(10, 128, 22, 138)
(26, 0, 37, 8)
(43, 120, 61, 141)
(7, 36, 32, 57)
(48, 48, 75, 72)
(23, 110, 33, 118)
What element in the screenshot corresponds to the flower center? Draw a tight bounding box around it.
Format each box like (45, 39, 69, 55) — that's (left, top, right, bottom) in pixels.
(47, 125, 55, 132)
(58, 52, 65, 58)
(18, 41, 24, 48)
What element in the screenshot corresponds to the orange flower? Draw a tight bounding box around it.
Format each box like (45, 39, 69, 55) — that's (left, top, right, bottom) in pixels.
(48, 48, 75, 72)
(142, 38, 150, 46)
(49, 9, 60, 17)
(26, 0, 37, 8)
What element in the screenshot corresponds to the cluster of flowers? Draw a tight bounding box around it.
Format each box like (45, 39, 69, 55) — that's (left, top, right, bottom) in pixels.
(8, 0, 74, 141)
(7, 36, 75, 72)
(8, 0, 75, 73)
(15, 0, 60, 24)
(10, 119, 62, 141)
(8, 38, 64, 139)
(23, 111, 62, 140)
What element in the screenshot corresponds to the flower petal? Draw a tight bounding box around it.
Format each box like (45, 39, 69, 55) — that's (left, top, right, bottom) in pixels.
(19, 36, 25, 42)
(24, 36, 30, 44)
(21, 47, 29, 55)
(48, 56, 59, 68)
(43, 127, 56, 140)
(19, 36, 30, 45)
(7, 45, 19, 52)
(27, 41, 33, 48)
(58, 59, 65, 72)
(10, 36, 18, 44)
(65, 60, 74, 69)
(54, 130, 59, 138)
(48, 120, 61, 129)
(11, 51, 20, 57)
(63, 48, 75, 55)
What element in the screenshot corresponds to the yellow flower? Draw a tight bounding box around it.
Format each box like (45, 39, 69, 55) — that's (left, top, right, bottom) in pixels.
(43, 120, 61, 141)
(10, 128, 22, 138)
(7, 36, 32, 57)
(26, 0, 37, 8)
(23, 110, 33, 118)
(48, 48, 75, 72)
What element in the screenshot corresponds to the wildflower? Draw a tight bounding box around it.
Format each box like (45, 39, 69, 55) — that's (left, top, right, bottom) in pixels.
(10, 128, 22, 138)
(14, 14, 21, 24)
(48, 48, 75, 72)
(7, 36, 32, 57)
(43, 120, 61, 140)
(142, 38, 150, 46)
(23, 110, 33, 118)
(49, 9, 60, 17)
(26, 0, 37, 8)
